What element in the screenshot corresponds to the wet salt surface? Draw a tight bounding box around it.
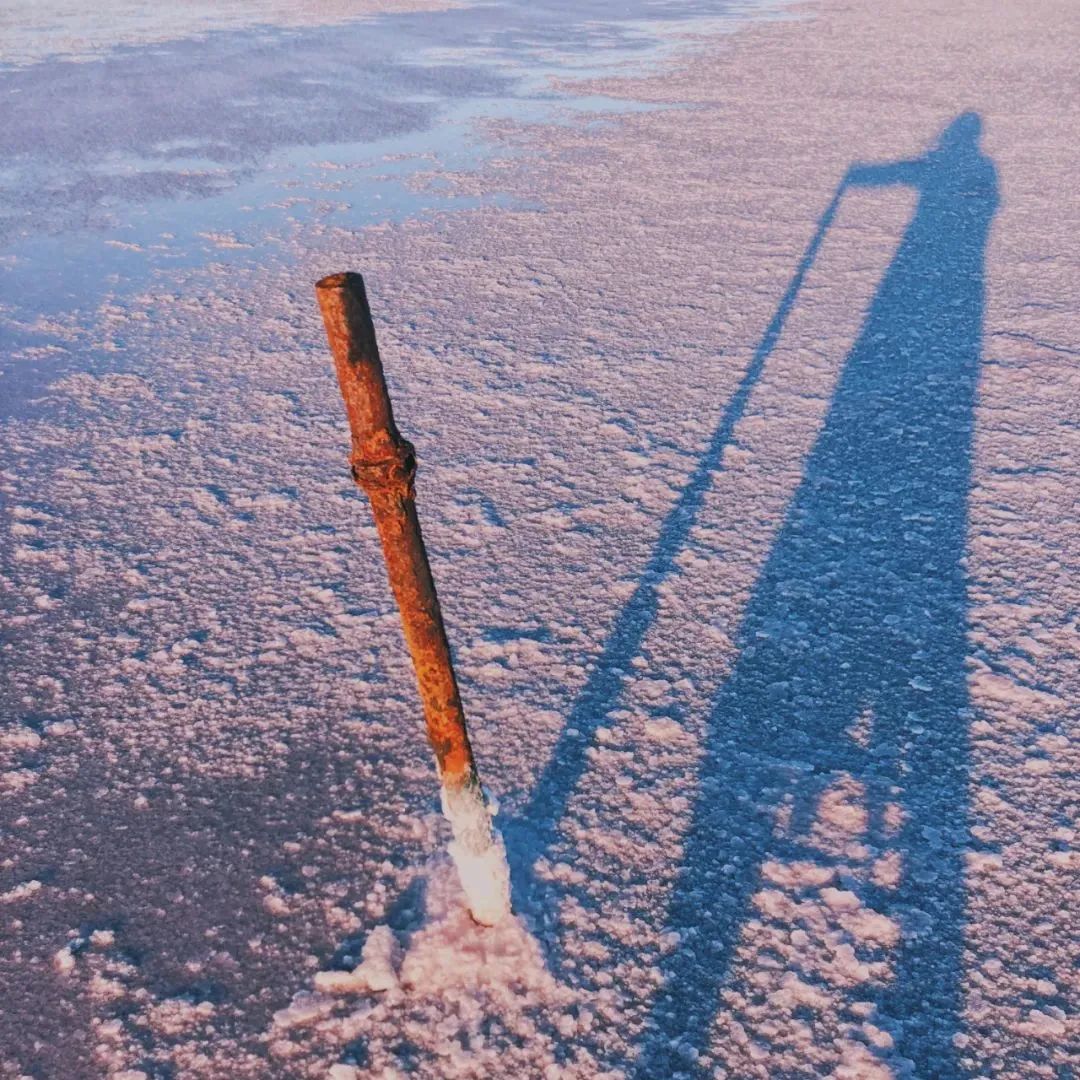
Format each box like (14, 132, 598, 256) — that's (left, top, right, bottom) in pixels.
(0, 0, 790, 383)
(2, 0, 1078, 1076)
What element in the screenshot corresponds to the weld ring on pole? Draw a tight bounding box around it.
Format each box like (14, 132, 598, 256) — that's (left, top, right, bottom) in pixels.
(350, 441, 417, 499)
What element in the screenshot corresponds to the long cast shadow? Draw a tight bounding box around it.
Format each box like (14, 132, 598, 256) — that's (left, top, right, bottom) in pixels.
(634, 113, 997, 1076)
(505, 134, 851, 911)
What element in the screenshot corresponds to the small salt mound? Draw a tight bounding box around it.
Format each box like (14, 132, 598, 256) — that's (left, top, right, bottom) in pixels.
(306, 851, 545, 1013)
(397, 859, 555, 998)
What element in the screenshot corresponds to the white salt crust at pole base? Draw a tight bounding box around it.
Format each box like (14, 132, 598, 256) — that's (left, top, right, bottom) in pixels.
(441, 783, 512, 928)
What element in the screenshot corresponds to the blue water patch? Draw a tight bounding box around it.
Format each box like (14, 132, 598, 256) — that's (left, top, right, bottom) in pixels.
(0, 0, 794, 383)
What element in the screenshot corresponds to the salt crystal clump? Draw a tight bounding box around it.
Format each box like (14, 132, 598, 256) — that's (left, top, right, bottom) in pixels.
(53, 945, 76, 975)
(351, 924, 400, 992)
(312, 924, 401, 997)
(1, 879, 42, 904)
(1024, 1008, 1066, 1037)
(272, 991, 336, 1029)
(312, 969, 366, 996)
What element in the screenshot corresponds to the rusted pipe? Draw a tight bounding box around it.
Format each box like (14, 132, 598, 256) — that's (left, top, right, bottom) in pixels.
(315, 271, 510, 926)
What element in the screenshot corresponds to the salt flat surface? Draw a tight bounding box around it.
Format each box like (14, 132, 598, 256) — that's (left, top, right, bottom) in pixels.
(2, 0, 1078, 1077)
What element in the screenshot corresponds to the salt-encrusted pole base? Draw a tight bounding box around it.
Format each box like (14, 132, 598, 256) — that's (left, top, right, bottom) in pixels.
(316, 271, 512, 927)
(442, 780, 511, 927)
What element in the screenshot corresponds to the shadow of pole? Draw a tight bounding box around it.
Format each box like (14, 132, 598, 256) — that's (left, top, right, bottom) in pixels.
(505, 152, 851, 914)
(633, 113, 998, 1077)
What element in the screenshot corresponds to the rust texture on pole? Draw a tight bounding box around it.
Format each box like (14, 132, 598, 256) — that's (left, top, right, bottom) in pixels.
(316, 271, 511, 925)
(315, 271, 479, 793)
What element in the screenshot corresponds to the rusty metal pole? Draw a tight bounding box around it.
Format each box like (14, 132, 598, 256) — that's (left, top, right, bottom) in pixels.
(315, 271, 510, 926)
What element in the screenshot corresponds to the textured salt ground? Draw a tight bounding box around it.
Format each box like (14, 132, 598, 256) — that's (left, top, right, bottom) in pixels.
(2, 0, 1080, 1077)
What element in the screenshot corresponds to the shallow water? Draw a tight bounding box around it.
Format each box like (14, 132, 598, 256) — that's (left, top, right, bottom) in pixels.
(0, 0, 791, 389)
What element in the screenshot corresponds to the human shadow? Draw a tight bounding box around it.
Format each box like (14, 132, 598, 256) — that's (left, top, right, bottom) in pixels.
(631, 113, 998, 1077)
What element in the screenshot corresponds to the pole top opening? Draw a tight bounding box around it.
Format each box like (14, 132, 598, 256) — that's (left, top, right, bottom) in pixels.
(316, 271, 365, 292)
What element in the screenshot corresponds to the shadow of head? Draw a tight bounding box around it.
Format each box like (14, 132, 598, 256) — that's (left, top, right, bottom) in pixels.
(936, 109, 982, 151)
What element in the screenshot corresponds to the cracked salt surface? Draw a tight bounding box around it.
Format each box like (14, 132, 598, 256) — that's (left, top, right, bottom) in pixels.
(2, 0, 1079, 1076)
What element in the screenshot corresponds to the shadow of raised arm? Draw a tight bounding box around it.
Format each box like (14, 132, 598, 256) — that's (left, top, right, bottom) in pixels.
(845, 156, 926, 188)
